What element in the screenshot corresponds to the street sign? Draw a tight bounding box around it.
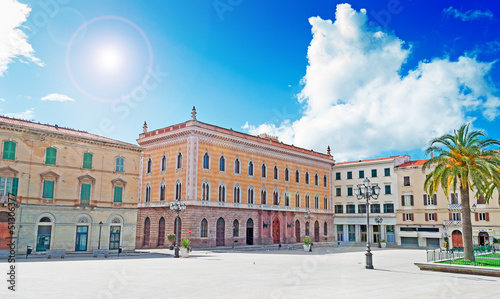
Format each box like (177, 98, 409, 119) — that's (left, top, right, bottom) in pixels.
(188, 229, 191, 234)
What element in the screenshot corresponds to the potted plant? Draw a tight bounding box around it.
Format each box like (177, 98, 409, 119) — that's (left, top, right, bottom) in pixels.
(493, 238, 500, 250)
(167, 234, 176, 250)
(380, 239, 387, 248)
(180, 238, 192, 258)
(303, 237, 311, 252)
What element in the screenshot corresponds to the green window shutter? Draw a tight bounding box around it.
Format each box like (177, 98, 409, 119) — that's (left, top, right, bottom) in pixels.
(3, 141, 16, 160)
(80, 183, 91, 200)
(115, 157, 124, 172)
(83, 153, 93, 169)
(114, 186, 123, 202)
(42, 180, 55, 199)
(11, 177, 19, 196)
(45, 147, 57, 165)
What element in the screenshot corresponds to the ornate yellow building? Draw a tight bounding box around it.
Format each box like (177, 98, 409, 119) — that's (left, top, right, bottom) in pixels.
(0, 116, 141, 253)
(136, 108, 335, 248)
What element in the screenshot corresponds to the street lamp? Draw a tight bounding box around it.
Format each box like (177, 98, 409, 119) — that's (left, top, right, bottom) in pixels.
(170, 199, 186, 258)
(304, 208, 314, 237)
(374, 215, 383, 248)
(354, 178, 380, 269)
(98, 221, 103, 250)
(232, 224, 235, 249)
(471, 204, 477, 212)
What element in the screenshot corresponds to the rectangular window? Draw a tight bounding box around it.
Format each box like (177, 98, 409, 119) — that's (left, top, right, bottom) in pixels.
(335, 172, 341, 180)
(358, 204, 366, 213)
(42, 180, 55, 199)
(404, 213, 413, 221)
(385, 185, 391, 195)
(370, 204, 380, 213)
(383, 203, 394, 213)
(477, 195, 485, 205)
(478, 212, 486, 221)
(115, 157, 124, 173)
(451, 212, 461, 221)
(114, 186, 123, 203)
(347, 171, 352, 179)
(403, 176, 410, 186)
(347, 187, 353, 196)
(450, 193, 459, 204)
(336, 187, 341, 196)
(402, 194, 413, 206)
(0, 177, 18, 197)
(346, 204, 355, 214)
(2, 141, 16, 160)
(371, 169, 377, 177)
(334, 205, 343, 213)
(427, 213, 436, 221)
(45, 147, 57, 165)
(348, 225, 356, 241)
(384, 168, 390, 176)
(359, 170, 364, 179)
(83, 153, 93, 169)
(80, 183, 91, 201)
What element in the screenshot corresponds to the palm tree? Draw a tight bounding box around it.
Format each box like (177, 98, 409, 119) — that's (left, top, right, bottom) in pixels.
(423, 123, 500, 261)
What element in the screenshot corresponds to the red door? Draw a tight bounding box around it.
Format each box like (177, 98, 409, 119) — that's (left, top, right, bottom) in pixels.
(157, 217, 165, 247)
(452, 230, 463, 247)
(295, 220, 300, 243)
(143, 218, 151, 247)
(273, 217, 280, 244)
(216, 218, 225, 246)
(314, 221, 320, 242)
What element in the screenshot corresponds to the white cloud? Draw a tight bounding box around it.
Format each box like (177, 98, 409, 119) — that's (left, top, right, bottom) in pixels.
(443, 6, 493, 21)
(244, 4, 500, 161)
(0, 98, 5, 102)
(41, 93, 76, 102)
(5, 108, 35, 119)
(0, 0, 43, 76)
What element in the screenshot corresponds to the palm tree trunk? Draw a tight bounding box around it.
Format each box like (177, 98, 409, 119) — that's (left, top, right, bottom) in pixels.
(460, 185, 475, 261)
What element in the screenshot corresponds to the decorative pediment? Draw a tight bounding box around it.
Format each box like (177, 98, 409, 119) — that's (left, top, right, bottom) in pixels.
(40, 171, 60, 181)
(111, 178, 127, 187)
(0, 166, 18, 178)
(78, 174, 96, 184)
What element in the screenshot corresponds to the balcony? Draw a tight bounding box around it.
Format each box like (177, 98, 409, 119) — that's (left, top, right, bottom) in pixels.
(448, 204, 461, 210)
(443, 220, 462, 226)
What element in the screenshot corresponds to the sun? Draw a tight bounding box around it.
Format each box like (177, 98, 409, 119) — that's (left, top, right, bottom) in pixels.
(94, 45, 124, 73)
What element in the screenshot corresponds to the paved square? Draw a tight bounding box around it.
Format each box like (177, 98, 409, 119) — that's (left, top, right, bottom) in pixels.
(2, 247, 499, 298)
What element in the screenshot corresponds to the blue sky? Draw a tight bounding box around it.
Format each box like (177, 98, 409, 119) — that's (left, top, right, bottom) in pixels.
(0, 0, 499, 161)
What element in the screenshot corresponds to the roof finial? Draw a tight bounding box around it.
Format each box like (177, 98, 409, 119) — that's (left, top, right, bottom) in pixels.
(327, 146, 331, 156)
(191, 106, 197, 121)
(143, 121, 148, 133)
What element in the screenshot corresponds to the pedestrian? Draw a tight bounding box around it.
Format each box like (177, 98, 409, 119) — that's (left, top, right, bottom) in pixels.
(310, 242, 313, 252)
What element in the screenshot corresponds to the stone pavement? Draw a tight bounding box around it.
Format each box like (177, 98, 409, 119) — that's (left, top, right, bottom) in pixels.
(1, 247, 499, 299)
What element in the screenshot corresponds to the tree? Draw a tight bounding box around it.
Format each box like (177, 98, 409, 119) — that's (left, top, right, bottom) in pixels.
(423, 123, 500, 261)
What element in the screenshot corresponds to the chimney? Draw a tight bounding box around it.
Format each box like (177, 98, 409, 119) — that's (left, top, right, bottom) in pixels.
(143, 121, 148, 133)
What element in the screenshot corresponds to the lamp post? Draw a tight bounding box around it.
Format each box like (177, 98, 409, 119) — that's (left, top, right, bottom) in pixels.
(471, 204, 476, 212)
(170, 199, 186, 258)
(354, 178, 380, 269)
(232, 224, 235, 249)
(374, 215, 383, 248)
(98, 221, 103, 250)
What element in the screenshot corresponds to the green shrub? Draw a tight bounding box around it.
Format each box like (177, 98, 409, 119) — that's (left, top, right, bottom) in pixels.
(303, 237, 311, 246)
(167, 234, 176, 244)
(181, 238, 191, 249)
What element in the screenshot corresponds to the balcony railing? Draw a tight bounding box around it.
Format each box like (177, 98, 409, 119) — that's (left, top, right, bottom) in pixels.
(443, 220, 462, 226)
(448, 204, 461, 210)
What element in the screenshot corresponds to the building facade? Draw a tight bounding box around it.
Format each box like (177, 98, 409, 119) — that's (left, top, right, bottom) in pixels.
(332, 156, 410, 245)
(0, 116, 141, 253)
(136, 108, 335, 248)
(395, 159, 500, 248)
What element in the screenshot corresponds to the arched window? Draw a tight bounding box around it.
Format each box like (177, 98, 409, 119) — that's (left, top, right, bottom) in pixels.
(295, 192, 300, 208)
(159, 181, 166, 201)
(323, 175, 327, 187)
(315, 173, 319, 186)
(261, 188, 267, 205)
(261, 163, 267, 178)
(247, 185, 254, 204)
(284, 167, 289, 182)
(305, 172, 310, 185)
(314, 195, 319, 209)
(40, 217, 51, 222)
(175, 180, 182, 200)
(145, 184, 151, 202)
(248, 161, 254, 176)
(284, 191, 290, 206)
(201, 219, 208, 238)
(234, 158, 240, 174)
(161, 155, 167, 172)
(219, 155, 225, 172)
(233, 219, 239, 237)
(295, 169, 300, 183)
(324, 195, 328, 210)
(324, 222, 328, 236)
(305, 193, 310, 209)
(305, 222, 310, 236)
(158, 217, 165, 247)
(273, 165, 278, 180)
(218, 182, 226, 202)
(176, 152, 183, 169)
(203, 152, 210, 170)
(147, 157, 152, 174)
(273, 189, 279, 205)
(201, 180, 210, 201)
(233, 184, 240, 203)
